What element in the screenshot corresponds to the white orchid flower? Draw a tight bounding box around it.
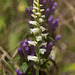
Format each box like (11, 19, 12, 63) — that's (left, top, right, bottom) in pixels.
(40, 26, 46, 32)
(27, 55, 38, 62)
(41, 42, 47, 47)
(28, 41, 37, 46)
(39, 48, 46, 54)
(30, 28, 40, 34)
(41, 33, 49, 39)
(36, 36, 42, 41)
(29, 21, 37, 26)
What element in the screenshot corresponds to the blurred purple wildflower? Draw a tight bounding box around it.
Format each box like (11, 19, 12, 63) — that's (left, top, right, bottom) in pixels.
(18, 39, 36, 60)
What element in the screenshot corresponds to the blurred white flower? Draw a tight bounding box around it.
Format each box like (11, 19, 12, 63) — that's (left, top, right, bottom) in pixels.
(41, 42, 47, 47)
(35, 12, 41, 16)
(40, 9, 45, 12)
(39, 18, 44, 23)
(39, 48, 46, 54)
(40, 26, 46, 32)
(36, 36, 42, 41)
(33, 7, 39, 11)
(28, 41, 37, 46)
(29, 21, 37, 26)
(30, 28, 40, 34)
(41, 33, 49, 38)
(41, 15, 45, 18)
(27, 55, 38, 62)
(31, 14, 37, 18)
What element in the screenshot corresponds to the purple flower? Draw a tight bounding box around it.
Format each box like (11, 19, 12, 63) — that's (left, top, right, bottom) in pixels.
(49, 56, 52, 59)
(16, 69, 25, 75)
(29, 45, 35, 55)
(25, 6, 33, 17)
(18, 48, 24, 58)
(47, 41, 53, 55)
(25, 7, 31, 17)
(18, 38, 35, 60)
(45, 8, 50, 16)
(54, 35, 61, 42)
(44, 41, 53, 58)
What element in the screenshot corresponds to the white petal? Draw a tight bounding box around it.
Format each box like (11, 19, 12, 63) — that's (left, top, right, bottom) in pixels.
(30, 28, 40, 34)
(40, 26, 46, 32)
(33, 7, 39, 10)
(39, 18, 44, 23)
(40, 9, 45, 12)
(27, 55, 38, 62)
(41, 15, 45, 18)
(31, 14, 37, 18)
(40, 5, 43, 7)
(28, 41, 37, 46)
(36, 36, 42, 41)
(29, 21, 37, 26)
(41, 42, 47, 47)
(39, 48, 46, 54)
(35, 12, 41, 16)
(41, 33, 49, 38)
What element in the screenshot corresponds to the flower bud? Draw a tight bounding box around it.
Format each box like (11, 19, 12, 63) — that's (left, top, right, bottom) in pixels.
(41, 15, 45, 18)
(35, 12, 41, 17)
(39, 18, 44, 23)
(29, 21, 37, 26)
(45, 8, 50, 16)
(54, 35, 61, 42)
(33, 7, 39, 11)
(31, 14, 37, 18)
(40, 9, 44, 12)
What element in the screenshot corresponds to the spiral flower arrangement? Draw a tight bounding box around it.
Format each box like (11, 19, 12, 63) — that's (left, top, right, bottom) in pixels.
(16, 0, 61, 75)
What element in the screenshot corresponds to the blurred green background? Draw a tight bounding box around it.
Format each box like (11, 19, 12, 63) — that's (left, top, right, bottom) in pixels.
(0, 0, 75, 75)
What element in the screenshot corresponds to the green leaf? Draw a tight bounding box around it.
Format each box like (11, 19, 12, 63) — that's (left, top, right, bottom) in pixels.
(49, 37, 54, 41)
(61, 64, 75, 73)
(12, 56, 20, 61)
(20, 62, 28, 73)
(27, 72, 32, 74)
(4, 61, 14, 72)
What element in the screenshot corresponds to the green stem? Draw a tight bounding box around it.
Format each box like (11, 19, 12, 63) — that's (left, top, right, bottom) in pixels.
(36, 65, 39, 75)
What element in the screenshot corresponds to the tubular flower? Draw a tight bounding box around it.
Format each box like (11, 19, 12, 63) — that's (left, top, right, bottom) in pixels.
(16, 69, 25, 75)
(27, 55, 38, 62)
(28, 41, 37, 46)
(39, 48, 46, 54)
(30, 28, 40, 34)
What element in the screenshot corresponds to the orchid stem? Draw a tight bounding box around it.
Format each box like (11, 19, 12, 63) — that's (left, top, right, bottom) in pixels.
(36, 65, 39, 75)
